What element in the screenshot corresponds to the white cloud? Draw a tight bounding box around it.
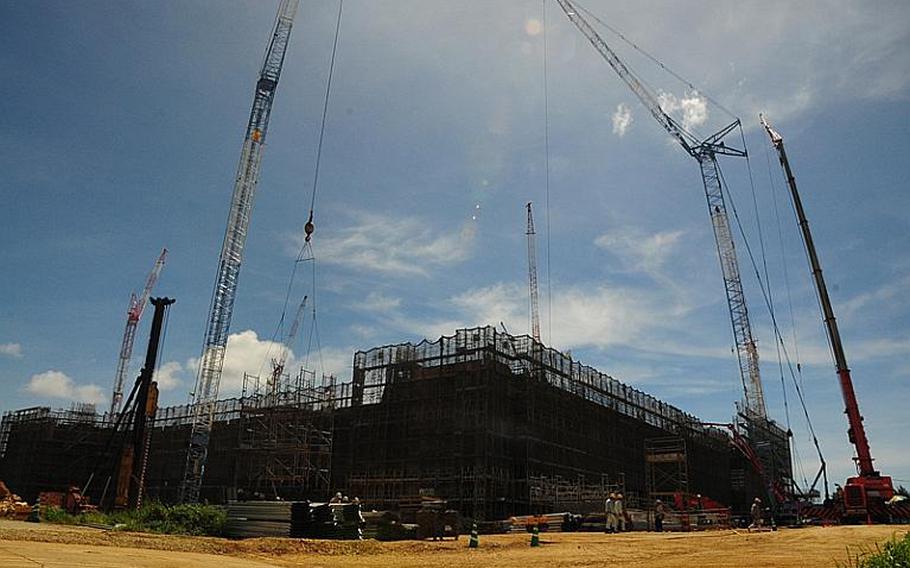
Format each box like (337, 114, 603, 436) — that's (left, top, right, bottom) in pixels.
(186, 330, 358, 397)
(595, 228, 686, 279)
(154, 361, 183, 391)
(657, 91, 708, 132)
(302, 211, 476, 277)
(0, 342, 23, 358)
(188, 330, 287, 397)
(411, 280, 700, 355)
(312, 346, 355, 380)
(24, 370, 105, 405)
(354, 291, 402, 313)
(611, 103, 633, 137)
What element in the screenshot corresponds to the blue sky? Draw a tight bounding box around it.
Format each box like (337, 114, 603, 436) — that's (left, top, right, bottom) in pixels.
(1, 1, 908, 491)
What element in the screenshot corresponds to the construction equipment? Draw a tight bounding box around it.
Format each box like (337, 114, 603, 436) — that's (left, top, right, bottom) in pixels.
(182, 0, 299, 503)
(553, 0, 768, 420)
(526, 203, 542, 342)
(761, 114, 894, 522)
(268, 295, 307, 393)
(113, 297, 174, 509)
(110, 248, 167, 416)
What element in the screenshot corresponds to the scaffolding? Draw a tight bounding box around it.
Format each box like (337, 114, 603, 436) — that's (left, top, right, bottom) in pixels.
(333, 326, 735, 520)
(645, 437, 689, 502)
(0, 405, 109, 501)
(0, 326, 782, 519)
(235, 369, 336, 499)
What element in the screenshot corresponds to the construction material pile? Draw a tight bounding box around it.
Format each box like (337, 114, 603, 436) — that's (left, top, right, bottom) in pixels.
(0, 480, 31, 518)
(224, 501, 293, 538)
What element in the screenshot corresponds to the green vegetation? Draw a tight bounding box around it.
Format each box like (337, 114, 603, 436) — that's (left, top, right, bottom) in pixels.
(41, 502, 227, 537)
(840, 531, 910, 568)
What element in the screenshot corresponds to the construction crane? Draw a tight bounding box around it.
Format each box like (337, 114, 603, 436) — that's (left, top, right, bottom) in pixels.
(268, 295, 307, 393)
(553, 0, 769, 420)
(761, 114, 894, 522)
(526, 202, 542, 342)
(182, 0, 299, 503)
(110, 248, 167, 416)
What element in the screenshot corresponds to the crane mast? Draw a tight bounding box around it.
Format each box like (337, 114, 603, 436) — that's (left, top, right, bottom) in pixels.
(269, 295, 307, 392)
(526, 202, 542, 342)
(554, 0, 768, 419)
(182, 0, 299, 503)
(761, 116, 891, 497)
(110, 248, 167, 416)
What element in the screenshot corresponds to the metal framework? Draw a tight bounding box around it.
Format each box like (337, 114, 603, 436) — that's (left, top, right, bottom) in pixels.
(0, 327, 784, 518)
(237, 370, 334, 500)
(183, 0, 299, 503)
(110, 248, 167, 416)
(553, 0, 768, 419)
(338, 326, 734, 519)
(526, 203, 542, 342)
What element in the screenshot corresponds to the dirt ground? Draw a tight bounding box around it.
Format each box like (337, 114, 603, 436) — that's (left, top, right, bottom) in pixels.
(0, 519, 905, 568)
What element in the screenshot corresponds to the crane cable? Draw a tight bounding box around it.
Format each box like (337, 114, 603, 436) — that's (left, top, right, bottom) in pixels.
(572, 0, 738, 121)
(542, 0, 554, 345)
(306, 0, 344, 234)
(301, 0, 343, 384)
(765, 145, 804, 385)
(716, 143, 827, 496)
(262, 0, 342, 389)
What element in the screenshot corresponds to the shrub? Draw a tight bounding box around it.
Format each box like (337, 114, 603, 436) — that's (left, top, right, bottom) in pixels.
(841, 531, 910, 568)
(40, 502, 226, 537)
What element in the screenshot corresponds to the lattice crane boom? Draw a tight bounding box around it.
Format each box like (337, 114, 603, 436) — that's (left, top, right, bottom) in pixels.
(269, 295, 307, 391)
(110, 248, 167, 416)
(182, 0, 299, 503)
(554, 0, 768, 418)
(526, 202, 542, 342)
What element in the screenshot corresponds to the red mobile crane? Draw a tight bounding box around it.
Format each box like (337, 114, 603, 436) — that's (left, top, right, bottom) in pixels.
(761, 115, 894, 523)
(110, 248, 167, 416)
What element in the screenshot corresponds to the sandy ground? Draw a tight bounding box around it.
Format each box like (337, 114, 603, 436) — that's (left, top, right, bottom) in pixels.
(0, 519, 905, 568)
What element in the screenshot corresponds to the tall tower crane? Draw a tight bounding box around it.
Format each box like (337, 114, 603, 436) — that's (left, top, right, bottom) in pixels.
(110, 248, 167, 416)
(526, 202, 542, 342)
(761, 114, 894, 521)
(182, 0, 299, 503)
(554, 0, 768, 419)
(268, 295, 307, 392)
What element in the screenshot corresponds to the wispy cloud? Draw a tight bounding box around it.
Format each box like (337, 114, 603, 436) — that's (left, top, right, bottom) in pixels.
(595, 227, 686, 280)
(298, 211, 477, 277)
(24, 370, 105, 405)
(0, 342, 23, 358)
(611, 103, 633, 137)
(353, 291, 402, 313)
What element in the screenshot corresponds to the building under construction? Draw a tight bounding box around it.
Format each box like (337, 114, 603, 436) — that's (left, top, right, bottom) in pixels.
(0, 326, 790, 520)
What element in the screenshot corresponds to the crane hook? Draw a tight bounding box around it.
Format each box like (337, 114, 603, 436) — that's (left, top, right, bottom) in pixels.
(304, 209, 315, 242)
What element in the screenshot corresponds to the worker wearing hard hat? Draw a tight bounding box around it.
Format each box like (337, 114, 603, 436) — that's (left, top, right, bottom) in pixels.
(654, 499, 666, 532)
(749, 497, 763, 530)
(615, 493, 626, 532)
(605, 492, 616, 533)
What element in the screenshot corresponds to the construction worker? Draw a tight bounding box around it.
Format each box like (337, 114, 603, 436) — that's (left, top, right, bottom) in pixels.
(605, 492, 616, 533)
(615, 493, 626, 532)
(749, 497, 763, 530)
(654, 499, 666, 532)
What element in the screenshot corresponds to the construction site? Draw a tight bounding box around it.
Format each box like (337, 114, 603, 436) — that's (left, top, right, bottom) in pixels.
(1, 2, 908, 565)
(1, 324, 793, 522)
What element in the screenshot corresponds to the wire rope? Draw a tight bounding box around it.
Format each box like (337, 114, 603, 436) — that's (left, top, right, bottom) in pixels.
(542, 0, 554, 345)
